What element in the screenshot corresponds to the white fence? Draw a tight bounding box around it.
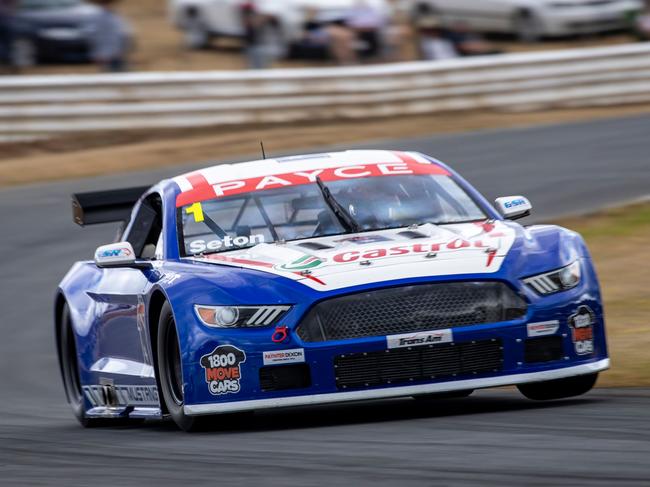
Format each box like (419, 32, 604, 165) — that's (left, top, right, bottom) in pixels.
(2, 42, 650, 136)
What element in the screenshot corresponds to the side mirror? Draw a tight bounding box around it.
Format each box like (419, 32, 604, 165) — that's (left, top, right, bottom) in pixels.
(495, 196, 532, 220)
(95, 242, 143, 269)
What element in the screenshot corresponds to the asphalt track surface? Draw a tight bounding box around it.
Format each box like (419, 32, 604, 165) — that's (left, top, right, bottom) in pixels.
(1, 114, 650, 486)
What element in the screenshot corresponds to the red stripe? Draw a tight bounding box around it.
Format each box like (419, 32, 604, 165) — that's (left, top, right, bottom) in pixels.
(177, 172, 217, 207)
(205, 254, 274, 268)
(393, 151, 420, 165)
(294, 272, 326, 286)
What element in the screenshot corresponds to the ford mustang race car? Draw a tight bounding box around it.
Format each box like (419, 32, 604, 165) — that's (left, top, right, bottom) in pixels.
(55, 150, 609, 431)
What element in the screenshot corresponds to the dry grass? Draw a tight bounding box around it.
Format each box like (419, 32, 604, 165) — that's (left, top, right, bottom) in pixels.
(557, 202, 650, 387)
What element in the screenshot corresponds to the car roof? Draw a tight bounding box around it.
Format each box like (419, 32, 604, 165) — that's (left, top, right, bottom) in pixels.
(172, 150, 448, 207)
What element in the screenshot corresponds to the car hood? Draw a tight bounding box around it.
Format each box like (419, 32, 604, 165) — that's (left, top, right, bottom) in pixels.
(190, 221, 518, 291)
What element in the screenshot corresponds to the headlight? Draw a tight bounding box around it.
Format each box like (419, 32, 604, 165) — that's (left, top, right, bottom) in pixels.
(195, 305, 291, 328)
(523, 261, 581, 295)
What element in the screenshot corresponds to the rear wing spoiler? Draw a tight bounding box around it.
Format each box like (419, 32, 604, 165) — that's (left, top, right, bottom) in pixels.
(72, 186, 151, 226)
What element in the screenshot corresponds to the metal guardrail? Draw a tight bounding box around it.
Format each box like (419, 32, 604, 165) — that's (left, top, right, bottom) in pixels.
(2, 43, 650, 135)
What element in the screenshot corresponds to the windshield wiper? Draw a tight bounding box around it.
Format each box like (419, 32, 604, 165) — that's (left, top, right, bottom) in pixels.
(315, 176, 360, 233)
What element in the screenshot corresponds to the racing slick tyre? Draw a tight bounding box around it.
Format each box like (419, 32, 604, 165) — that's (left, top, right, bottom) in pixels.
(60, 304, 123, 427)
(157, 302, 213, 432)
(517, 373, 599, 401)
(413, 389, 475, 401)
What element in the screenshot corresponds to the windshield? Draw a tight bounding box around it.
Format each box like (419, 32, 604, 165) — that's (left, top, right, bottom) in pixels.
(19, 0, 80, 10)
(179, 174, 486, 256)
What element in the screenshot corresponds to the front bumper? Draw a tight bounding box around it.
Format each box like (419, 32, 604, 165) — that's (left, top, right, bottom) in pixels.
(185, 359, 609, 416)
(182, 279, 609, 416)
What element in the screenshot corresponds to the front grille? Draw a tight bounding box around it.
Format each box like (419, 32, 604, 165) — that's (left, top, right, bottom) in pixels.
(297, 282, 527, 342)
(335, 339, 503, 390)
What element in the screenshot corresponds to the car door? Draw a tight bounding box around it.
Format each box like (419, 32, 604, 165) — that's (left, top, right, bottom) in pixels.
(87, 194, 164, 390)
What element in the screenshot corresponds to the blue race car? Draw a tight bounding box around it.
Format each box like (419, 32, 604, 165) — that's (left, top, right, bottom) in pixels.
(56, 150, 609, 431)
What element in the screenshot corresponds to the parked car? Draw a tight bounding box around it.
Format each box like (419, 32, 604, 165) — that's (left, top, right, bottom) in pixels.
(411, 0, 644, 42)
(9, 0, 102, 66)
(168, 0, 390, 54)
(57, 150, 608, 431)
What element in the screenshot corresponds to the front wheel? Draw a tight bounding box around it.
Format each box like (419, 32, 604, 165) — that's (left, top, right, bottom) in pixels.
(157, 301, 213, 432)
(517, 373, 598, 401)
(60, 304, 114, 427)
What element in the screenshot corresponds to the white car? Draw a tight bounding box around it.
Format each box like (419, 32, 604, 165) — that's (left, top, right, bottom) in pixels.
(411, 0, 643, 41)
(169, 0, 390, 53)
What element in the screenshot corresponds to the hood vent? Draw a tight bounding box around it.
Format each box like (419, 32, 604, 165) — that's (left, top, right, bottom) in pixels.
(397, 230, 428, 239)
(297, 242, 334, 251)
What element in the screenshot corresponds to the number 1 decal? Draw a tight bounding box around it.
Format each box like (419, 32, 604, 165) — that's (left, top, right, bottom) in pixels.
(186, 202, 205, 223)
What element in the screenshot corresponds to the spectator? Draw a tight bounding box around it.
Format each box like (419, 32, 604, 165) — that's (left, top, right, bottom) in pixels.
(240, 1, 272, 69)
(88, 0, 132, 72)
(417, 17, 458, 61)
(0, 0, 16, 69)
(301, 8, 357, 65)
(346, 0, 387, 58)
(636, 2, 650, 40)
(382, 0, 411, 61)
(447, 22, 502, 57)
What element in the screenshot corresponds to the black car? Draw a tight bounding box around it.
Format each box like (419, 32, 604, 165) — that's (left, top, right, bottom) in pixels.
(7, 0, 101, 65)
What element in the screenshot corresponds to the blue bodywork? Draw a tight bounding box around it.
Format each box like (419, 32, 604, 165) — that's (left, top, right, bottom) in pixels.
(56, 155, 609, 419)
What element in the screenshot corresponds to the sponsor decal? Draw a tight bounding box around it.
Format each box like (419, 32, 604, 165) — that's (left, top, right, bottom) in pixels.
(82, 385, 159, 407)
(189, 234, 265, 254)
(161, 272, 182, 285)
(504, 198, 528, 209)
(200, 345, 246, 395)
(97, 247, 132, 259)
(115, 385, 159, 406)
(333, 239, 493, 264)
(569, 306, 596, 356)
(277, 255, 324, 271)
(527, 320, 560, 337)
(387, 329, 453, 349)
(263, 348, 305, 365)
(176, 161, 450, 206)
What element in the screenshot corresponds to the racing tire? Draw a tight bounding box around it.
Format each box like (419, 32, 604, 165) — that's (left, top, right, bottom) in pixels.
(61, 304, 145, 428)
(60, 304, 112, 427)
(517, 373, 598, 401)
(157, 302, 213, 432)
(413, 389, 475, 401)
(512, 10, 543, 43)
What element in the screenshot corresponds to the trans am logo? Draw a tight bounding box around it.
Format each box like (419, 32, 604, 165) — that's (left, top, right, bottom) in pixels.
(277, 255, 324, 272)
(200, 345, 246, 395)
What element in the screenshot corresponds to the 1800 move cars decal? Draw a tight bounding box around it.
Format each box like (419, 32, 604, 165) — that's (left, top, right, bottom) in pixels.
(200, 346, 247, 395)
